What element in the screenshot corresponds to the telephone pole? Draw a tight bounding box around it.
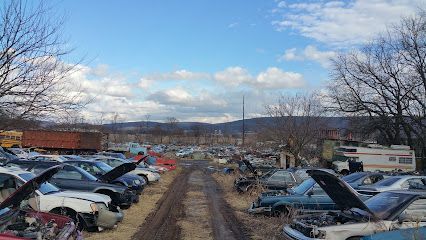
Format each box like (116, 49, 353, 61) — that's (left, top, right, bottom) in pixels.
(242, 95, 245, 146)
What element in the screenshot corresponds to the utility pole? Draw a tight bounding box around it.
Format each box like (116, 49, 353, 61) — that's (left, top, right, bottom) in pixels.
(242, 95, 245, 146)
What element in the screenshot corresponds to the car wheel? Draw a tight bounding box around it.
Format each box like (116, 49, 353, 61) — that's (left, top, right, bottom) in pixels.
(141, 175, 149, 184)
(341, 169, 349, 175)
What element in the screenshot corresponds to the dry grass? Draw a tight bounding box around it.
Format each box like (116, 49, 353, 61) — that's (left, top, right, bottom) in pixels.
(212, 172, 286, 240)
(84, 168, 181, 240)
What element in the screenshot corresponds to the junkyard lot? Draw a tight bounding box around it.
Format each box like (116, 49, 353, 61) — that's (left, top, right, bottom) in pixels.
(85, 159, 285, 240)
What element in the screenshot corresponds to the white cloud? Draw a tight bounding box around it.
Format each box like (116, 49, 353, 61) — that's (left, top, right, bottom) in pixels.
(272, 0, 423, 45)
(279, 48, 303, 61)
(143, 69, 210, 81)
(138, 69, 210, 91)
(214, 66, 253, 87)
(254, 67, 305, 89)
(214, 66, 305, 89)
(279, 45, 336, 68)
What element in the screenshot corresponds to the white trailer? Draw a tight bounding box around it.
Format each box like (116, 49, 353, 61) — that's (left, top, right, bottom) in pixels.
(332, 144, 416, 174)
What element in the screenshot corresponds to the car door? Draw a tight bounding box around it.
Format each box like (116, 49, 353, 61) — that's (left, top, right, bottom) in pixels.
(304, 186, 335, 212)
(265, 171, 296, 190)
(49, 165, 94, 192)
(393, 198, 426, 229)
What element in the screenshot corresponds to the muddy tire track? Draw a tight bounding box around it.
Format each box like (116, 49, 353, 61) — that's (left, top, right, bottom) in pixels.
(132, 160, 249, 240)
(203, 172, 250, 240)
(131, 168, 190, 240)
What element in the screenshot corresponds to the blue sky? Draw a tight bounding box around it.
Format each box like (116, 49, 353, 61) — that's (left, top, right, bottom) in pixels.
(53, 0, 423, 123)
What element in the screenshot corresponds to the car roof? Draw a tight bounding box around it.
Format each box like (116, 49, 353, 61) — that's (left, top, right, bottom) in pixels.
(386, 175, 426, 180)
(387, 190, 426, 197)
(0, 166, 30, 175)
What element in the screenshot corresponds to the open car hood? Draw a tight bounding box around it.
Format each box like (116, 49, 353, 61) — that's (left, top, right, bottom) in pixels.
(242, 159, 257, 174)
(0, 165, 62, 209)
(308, 169, 375, 216)
(99, 162, 136, 182)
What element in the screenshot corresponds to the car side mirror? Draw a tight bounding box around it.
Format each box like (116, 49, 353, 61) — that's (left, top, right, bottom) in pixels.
(307, 190, 313, 197)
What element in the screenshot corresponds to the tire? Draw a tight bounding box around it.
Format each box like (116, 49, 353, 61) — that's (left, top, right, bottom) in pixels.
(341, 169, 349, 175)
(50, 207, 86, 231)
(140, 175, 149, 184)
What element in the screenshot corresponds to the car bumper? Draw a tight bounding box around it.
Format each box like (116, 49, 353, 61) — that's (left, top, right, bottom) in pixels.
(248, 202, 271, 214)
(79, 206, 123, 230)
(148, 174, 161, 182)
(283, 225, 321, 240)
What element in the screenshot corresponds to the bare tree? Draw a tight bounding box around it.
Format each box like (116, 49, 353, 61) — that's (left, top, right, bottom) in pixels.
(0, 0, 85, 127)
(327, 9, 425, 151)
(265, 93, 325, 165)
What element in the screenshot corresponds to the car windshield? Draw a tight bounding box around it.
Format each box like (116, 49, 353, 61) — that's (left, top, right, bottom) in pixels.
(374, 177, 401, 186)
(291, 178, 315, 195)
(94, 162, 113, 173)
(342, 172, 366, 183)
(19, 173, 60, 194)
(353, 192, 415, 220)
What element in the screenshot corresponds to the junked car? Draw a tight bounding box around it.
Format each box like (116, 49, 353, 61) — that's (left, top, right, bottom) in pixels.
(7, 160, 137, 208)
(249, 174, 370, 216)
(92, 156, 161, 184)
(64, 159, 146, 194)
(341, 172, 386, 190)
(282, 169, 426, 240)
(235, 160, 302, 193)
(358, 175, 426, 195)
(0, 166, 123, 231)
(0, 165, 82, 239)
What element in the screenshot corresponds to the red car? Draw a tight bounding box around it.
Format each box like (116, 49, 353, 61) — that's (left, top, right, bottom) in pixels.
(134, 153, 177, 171)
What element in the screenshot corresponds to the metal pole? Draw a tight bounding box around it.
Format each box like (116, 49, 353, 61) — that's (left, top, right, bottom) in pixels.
(242, 95, 245, 146)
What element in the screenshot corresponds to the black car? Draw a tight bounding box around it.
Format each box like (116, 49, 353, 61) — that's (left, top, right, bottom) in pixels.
(6, 160, 136, 208)
(64, 159, 146, 194)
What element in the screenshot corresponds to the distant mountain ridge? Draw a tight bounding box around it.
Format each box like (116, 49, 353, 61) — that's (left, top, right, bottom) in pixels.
(103, 117, 352, 134)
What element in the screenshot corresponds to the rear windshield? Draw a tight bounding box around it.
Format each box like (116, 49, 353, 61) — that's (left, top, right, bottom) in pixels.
(342, 172, 366, 183)
(374, 177, 401, 186)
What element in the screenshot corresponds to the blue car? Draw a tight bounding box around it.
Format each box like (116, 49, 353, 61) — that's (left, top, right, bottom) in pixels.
(362, 227, 426, 240)
(65, 159, 146, 194)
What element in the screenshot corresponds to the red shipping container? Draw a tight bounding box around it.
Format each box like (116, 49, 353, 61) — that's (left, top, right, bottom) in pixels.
(22, 130, 101, 151)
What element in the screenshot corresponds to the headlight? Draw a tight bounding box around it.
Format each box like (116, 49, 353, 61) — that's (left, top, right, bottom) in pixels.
(90, 203, 98, 212)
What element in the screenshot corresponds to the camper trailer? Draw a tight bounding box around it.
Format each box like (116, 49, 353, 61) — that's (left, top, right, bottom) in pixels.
(332, 144, 416, 174)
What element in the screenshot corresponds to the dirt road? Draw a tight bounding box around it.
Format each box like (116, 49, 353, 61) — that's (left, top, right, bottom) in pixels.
(132, 160, 249, 240)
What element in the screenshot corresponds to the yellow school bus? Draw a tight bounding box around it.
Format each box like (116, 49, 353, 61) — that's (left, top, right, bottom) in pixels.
(0, 131, 23, 148)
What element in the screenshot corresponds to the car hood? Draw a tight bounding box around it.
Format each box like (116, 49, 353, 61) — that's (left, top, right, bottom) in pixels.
(51, 191, 111, 204)
(242, 159, 257, 174)
(308, 170, 375, 216)
(99, 162, 136, 183)
(0, 165, 61, 209)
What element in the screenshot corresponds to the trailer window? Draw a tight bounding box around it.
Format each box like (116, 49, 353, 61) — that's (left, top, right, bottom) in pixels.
(399, 157, 413, 164)
(389, 157, 396, 162)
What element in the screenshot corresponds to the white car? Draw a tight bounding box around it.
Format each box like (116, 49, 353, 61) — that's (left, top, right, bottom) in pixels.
(93, 156, 161, 183)
(7, 148, 28, 159)
(282, 170, 426, 240)
(0, 166, 123, 231)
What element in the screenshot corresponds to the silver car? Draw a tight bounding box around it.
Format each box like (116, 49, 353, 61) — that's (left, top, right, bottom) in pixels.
(358, 175, 426, 195)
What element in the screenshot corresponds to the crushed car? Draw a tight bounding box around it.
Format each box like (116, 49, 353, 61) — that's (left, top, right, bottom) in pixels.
(282, 169, 426, 240)
(0, 165, 82, 240)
